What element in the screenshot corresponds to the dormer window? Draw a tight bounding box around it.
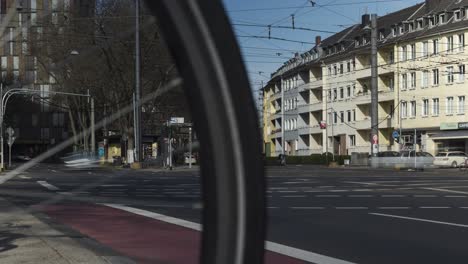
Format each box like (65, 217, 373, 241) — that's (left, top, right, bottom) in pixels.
(409, 22, 414, 32)
(439, 13, 446, 24)
(363, 36, 368, 44)
(354, 37, 359, 47)
(399, 25, 404, 34)
(379, 29, 385, 40)
(392, 26, 397, 37)
(429, 16, 435, 27)
(417, 19, 423, 29)
(455, 10, 461, 21)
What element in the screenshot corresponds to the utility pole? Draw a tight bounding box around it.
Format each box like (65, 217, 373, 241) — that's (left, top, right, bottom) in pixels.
(370, 14, 379, 157)
(0, 83, 3, 171)
(281, 78, 285, 156)
(134, 0, 142, 162)
(188, 126, 192, 169)
(90, 97, 95, 155)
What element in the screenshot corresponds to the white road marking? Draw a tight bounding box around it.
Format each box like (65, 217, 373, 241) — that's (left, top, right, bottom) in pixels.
(414, 195, 437, 198)
(278, 191, 299, 193)
(104, 204, 357, 264)
(343, 181, 377, 185)
(424, 188, 468, 194)
(445, 195, 468, 198)
(282, 195, 306, 198)
(316, 195, 341, 198)
(335, 207, 368, 210)
(419, 206, 451, 209)
(381, 195, 405, 198)
(18, 175, 31, 179)
(370, 212, 468, 228)
(377, 207, 410, 210)
(348, 195, 374, 198)
(101, 184, 126, 187)
(37, 181, 59, 191)
(291, 207, 325, 210)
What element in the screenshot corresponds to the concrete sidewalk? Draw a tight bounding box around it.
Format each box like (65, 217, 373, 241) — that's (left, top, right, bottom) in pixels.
(0, 198, 133, 264)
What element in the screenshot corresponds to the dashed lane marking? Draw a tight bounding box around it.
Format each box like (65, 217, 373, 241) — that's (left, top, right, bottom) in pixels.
(291, 207, 325, 210)
(419, 206, 451, 209)
(381, 195, 406, 198)
(335, 207, 368, 210)
(282, 195, 307, 198)
(377, 207, 410, 210)
(37, 181, 60, 191)
(316, 195, 341, 198)
(348, 195, 374, 198)
(414, 195, 437, 198)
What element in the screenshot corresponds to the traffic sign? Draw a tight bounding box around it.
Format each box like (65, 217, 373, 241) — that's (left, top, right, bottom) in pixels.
(392, 130, 400, 139)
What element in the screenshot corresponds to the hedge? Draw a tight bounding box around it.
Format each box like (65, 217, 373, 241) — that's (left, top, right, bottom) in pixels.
(264, 153, 351, 166)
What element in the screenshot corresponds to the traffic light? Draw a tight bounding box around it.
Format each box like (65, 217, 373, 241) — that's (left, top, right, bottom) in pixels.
(416, 133, 422, 145)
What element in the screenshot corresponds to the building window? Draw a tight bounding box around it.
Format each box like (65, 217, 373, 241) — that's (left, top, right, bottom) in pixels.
(433, 69, 439, 85)
(328, 66, 332, 76)
(459, 64, 465, 82)
(433, 39, 439, 54)
(423, 41, 428, 57)
(340, 63, 344, 74)
(402, 73, 408, 90)
(333, 112, 338, 124)
(333, 65, 337, 75)
(347, 61, 351, 72)
(455, 11, 461, 21)
(333, 89, 337, 100)
(401, 101, 408, 118)
(389, 50, 395, 64)
(401, 46, 407, 61)
(429, 17, 435, 27)
(410, 101, 416, 117)
(410, 72, 416, 88)
(447, 36, 454, 53)
(422, 99, 429, 116)
(392, 27, 396, 37)
(447, 97, 454, 114)
(347, 110, 352, 122)
(410, 44, 416, 60)
(447, 66, 454, 84)
(459, 33, 465, 52)
(349, 135, 356, 147)
(422, 70, 429, 88)
(459, 96, 465, 114)
(339, 87, 344, 99)
(440, 13, 446, 24)
(352, 59, 356, 70)
(13, 56, 19, 81)
(432, 98, 439, 116)
(340, 111, 344, 123)
(346, 86, 351, 98)
(1, 56, 7, 79)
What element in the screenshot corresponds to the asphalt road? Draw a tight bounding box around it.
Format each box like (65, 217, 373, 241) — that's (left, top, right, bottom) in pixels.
(3, 164, 468, 263)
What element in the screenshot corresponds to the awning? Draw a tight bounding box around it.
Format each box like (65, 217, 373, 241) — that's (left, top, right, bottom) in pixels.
(430, 130, 468, 140)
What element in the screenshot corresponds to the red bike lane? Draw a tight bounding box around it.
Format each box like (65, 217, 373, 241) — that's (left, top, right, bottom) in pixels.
(36, 203, 307, 264)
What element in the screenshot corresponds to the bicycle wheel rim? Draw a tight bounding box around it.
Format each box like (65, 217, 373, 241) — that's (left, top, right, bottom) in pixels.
(144, 1, 266, 264)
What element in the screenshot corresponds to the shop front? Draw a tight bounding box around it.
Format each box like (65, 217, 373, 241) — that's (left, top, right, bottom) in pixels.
(427, 122, 468, 155)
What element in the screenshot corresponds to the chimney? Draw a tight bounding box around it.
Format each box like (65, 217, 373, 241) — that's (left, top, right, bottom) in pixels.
(362, 14, 370, 26)
(315, 35, 322, 46)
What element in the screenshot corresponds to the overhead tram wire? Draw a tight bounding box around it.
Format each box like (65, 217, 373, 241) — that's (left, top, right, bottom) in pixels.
(232, 23, 337, 34)
(227, 1, 403, 12)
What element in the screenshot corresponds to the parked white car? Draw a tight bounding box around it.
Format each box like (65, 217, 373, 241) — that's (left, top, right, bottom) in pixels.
(433, 151, 468, 168)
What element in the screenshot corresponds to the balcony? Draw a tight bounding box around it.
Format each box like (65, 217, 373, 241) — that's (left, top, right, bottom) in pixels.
(355, 90, 394, 105)
(354, 67, 371, 80)
(298, 125, 323, 135)
(354, 117, 394, 130)
(298, 102, 323, 114)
